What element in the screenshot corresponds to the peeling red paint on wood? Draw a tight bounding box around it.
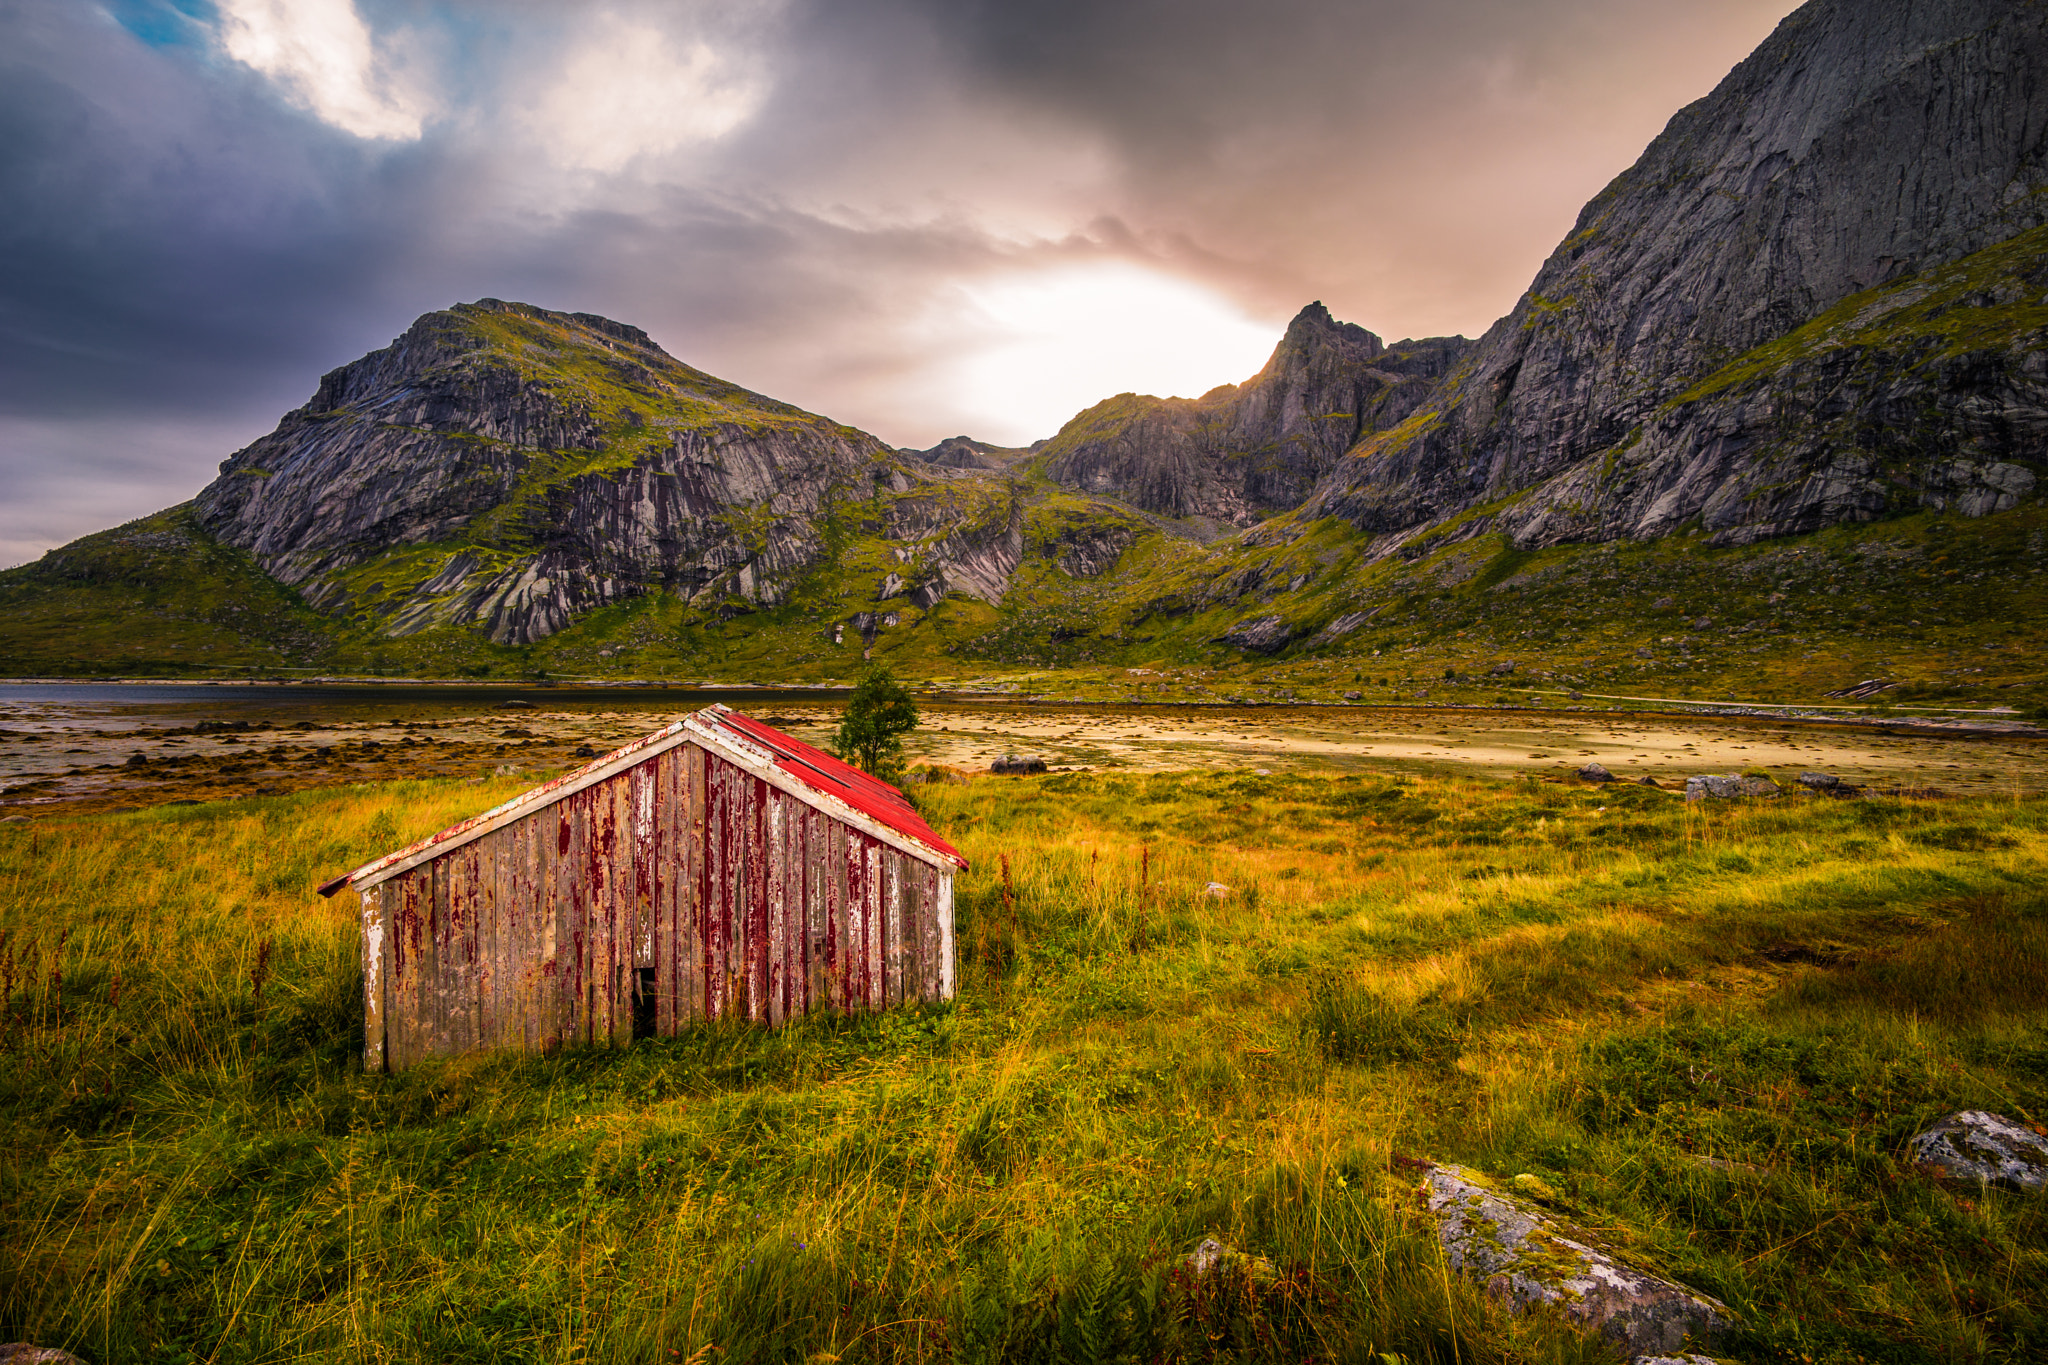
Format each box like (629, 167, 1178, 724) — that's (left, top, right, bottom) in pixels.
(357, 715, 956, 1071)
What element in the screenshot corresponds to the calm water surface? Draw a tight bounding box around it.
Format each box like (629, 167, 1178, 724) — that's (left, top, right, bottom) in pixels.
(0, 683, 835, 734)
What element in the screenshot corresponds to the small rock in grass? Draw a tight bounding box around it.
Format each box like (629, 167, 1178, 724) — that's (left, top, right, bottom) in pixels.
(572, 744, 600, 759)
(1421, 1163, 1726, 1356)
(0, 815, 30, 824)
(1184, 1238, 1278, 1282)
(1637, 776, 1661, 788)
(0, 1346, 89, 1364)
(1631, 1356, 1727, 1365)
(1684, 773, 1778, 801)
(1204, 882, 1231, 898)
(1578, 762, 1615, 783)
(1343, 690, 1363, 700)
(1910, 1111, 2048, 1191)
(990, 754, 1048, 775)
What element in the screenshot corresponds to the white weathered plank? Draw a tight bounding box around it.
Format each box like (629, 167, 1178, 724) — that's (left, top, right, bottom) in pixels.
(937, 873, 955, 1001)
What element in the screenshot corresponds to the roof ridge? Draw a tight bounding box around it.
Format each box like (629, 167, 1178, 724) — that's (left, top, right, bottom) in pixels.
(318, 704, 964, 898)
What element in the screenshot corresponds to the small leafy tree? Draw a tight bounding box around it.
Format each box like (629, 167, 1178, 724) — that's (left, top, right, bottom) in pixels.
(833, 665, 920, 784)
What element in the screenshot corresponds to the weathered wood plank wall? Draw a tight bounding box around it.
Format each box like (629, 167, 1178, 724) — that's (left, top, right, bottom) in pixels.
(365, 741, 954, 1069)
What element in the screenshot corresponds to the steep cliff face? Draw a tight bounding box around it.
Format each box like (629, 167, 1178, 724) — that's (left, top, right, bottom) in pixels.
(1032, 303, 1468, 526)
(1301, 0, 2048, 549)
(194, 300, 913, 644)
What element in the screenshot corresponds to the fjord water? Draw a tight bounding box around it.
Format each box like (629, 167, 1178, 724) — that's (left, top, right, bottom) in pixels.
(0, 681, 828, 732)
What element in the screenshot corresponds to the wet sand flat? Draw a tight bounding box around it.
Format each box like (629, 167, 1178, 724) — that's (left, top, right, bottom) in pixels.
(884, 705, 2046, 794)
(2, 683, 2041, 813)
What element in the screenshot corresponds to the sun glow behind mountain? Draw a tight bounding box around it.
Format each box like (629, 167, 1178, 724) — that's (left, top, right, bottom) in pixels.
(946, 264, 1284, 445)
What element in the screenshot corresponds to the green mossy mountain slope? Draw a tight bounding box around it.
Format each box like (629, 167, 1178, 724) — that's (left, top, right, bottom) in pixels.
(0, 507, 345, 676)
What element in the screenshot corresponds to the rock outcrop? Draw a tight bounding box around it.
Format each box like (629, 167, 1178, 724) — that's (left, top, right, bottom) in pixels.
(1301, 0, 2048, 553)
(1034, 304, 1469, 526)
(1422, 1164, 1727, 1357)
(1213, 614, 1295, 655)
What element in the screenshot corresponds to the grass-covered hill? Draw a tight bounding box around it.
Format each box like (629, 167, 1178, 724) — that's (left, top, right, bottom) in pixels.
(0, 506, 345, 676)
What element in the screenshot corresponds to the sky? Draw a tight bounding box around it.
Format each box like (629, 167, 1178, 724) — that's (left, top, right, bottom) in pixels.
(0, 0, 1802, 569)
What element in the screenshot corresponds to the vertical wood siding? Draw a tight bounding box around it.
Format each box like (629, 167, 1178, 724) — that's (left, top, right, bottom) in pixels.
(366, 742, 955, 1069)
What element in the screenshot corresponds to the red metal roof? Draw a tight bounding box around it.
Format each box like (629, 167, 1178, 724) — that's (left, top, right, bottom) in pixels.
(706, 706, 966, 869)
(317, 703, 963, 896)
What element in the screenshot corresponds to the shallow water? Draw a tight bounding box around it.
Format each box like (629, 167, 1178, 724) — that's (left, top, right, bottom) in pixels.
(0, 683, 2040, 813)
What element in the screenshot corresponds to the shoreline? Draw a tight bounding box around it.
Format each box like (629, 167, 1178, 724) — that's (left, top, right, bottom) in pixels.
(3, 676, 2040, 741)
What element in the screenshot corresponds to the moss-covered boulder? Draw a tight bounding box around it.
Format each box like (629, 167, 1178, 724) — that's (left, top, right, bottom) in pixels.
(1910, 1110, 2048, 1191)
(1421, 1163, 1726, 1357)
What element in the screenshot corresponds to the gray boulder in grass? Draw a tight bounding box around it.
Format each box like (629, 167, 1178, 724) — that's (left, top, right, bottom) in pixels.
(1684, 773, 1779, 801)
(1421, 1164, 1727, 1356)
(0, 1347, 89, 1365)
(1910, 1111, 2048, 1190)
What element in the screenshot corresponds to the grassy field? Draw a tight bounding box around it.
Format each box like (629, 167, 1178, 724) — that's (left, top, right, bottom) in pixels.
(2, 769, 2045, 1363)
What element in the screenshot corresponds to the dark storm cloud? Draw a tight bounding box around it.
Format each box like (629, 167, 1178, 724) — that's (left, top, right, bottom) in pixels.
(0, 0, 1800, 566)
(0, 3, 413, 417)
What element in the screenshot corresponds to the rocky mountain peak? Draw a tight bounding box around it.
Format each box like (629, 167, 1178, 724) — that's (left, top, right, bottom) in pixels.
(900, 435, 1033, 472)
(1032, 300, 1465, 526)
(1304, 0, 2048, 550)
(191, 300, 906, 645)
(1269, 301, 1384, 369)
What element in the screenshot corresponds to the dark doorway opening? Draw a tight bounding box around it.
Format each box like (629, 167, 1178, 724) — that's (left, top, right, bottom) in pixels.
(633, 967, 657, 1040)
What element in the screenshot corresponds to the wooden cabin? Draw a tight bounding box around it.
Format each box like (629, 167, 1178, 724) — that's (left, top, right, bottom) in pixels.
(317, 704, 967, 1071)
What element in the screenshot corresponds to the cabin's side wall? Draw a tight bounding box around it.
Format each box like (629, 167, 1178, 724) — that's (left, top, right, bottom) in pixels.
(366, 741, 956, 1069)
(693, 752, 954, 1026)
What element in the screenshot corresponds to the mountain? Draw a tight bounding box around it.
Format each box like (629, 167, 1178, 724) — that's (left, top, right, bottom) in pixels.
(189, 301, 914, 645)
(1031, 304, 1468, 530)
(1295, 0, 2047, 550)
(3, 0, 2045, 698)
(185, 301, 1107, 649)
(899, 436, 1037, 471)
(9, 299, 1155, 674)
